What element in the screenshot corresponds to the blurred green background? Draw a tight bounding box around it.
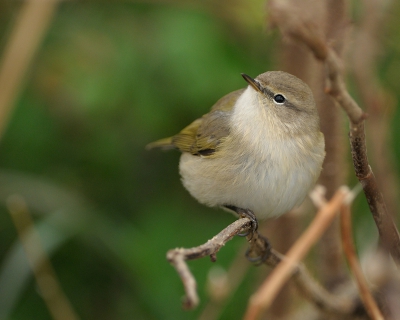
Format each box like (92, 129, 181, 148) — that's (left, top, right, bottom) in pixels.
(0, 1, 399, 319)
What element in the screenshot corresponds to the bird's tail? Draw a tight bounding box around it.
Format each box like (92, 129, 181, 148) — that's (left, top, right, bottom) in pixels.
(145, 137, 175, 150)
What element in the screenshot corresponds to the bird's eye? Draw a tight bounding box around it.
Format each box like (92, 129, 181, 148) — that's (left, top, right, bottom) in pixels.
(273, 94, 285, 104)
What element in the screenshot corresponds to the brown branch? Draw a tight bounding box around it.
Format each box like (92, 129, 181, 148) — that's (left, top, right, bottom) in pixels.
(268, 0, 400, 266)
(340, 203, 384, 320)
(349, 122, 400, 263)
(244, 187, 350, 320)
(7, 195, 79, 320)
(350, 0, 399, 223)
(324, 51, 366, 123)
(166, 218, 252, 309)
(167, 202, 363, 316)
(0, 0, 58, 139)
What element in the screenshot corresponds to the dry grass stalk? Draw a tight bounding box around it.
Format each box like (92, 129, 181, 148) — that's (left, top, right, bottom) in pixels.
(7, 195, 79, 320)
(340, 203, 384, 320)
(0, 0, 58, 139)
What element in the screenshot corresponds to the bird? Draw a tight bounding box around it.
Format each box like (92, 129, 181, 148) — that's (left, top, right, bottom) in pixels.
(147, 71, 325, 231)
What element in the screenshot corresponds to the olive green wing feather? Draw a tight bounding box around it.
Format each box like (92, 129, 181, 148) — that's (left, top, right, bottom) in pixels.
(147, 89, 244, 157)
(145, 137, 174, 150)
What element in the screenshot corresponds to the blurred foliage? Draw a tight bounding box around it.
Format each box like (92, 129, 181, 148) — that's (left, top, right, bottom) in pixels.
(0, 1, 399, 319)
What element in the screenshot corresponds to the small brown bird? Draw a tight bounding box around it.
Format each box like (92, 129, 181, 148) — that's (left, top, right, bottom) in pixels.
(147, 71, 325, 229)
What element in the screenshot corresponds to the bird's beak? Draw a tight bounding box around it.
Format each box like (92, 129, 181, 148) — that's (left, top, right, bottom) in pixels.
(241, 73, 263, 93)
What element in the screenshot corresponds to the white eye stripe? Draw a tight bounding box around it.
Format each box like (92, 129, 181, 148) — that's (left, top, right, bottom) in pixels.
(273, 94, 286, 104)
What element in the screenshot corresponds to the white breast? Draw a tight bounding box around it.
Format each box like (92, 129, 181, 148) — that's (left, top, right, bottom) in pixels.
(179, 137, 323, 219)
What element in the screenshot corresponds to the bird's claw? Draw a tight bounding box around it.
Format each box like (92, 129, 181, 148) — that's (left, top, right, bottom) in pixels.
(237, 209, 258, 238)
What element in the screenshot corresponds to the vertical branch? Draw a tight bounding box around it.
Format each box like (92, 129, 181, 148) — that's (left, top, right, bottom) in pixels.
(349, 121, 400, 262)
(7, 195, 79, 320)
(350, 0, 399, 221)
(0, 0, 58, 139)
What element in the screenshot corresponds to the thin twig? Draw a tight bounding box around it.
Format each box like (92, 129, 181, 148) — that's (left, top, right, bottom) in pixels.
(166, 218, 252, 309)
(7, 195, 79, 320)
(244, 187, 350, 320)
(340, 203, 384, 320)
(0, 0, 58, 139)
(349, 121, 400, 263)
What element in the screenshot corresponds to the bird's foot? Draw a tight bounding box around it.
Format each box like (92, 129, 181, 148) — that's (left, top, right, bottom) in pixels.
(245, 233, 271, 265)
(224, 205, 258, 237)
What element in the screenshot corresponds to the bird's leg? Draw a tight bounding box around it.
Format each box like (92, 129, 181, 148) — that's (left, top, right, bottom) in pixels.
(223, 205, 258, 237)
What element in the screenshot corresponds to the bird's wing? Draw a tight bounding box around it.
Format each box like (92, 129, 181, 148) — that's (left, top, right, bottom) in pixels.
(147, 89, 244, 157)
